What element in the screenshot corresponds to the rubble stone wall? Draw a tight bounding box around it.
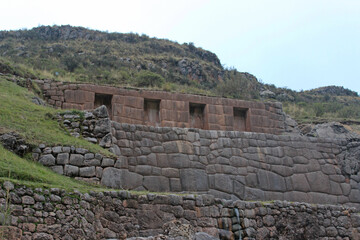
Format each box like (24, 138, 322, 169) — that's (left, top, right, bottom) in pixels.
(1, 183, 359, 239)
(34, 79, 285, 134)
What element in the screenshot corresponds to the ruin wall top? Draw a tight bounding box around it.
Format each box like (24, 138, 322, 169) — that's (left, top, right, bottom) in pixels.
(35, 80, 285, 135)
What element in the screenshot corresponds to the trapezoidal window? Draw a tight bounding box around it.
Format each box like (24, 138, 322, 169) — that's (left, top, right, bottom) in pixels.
(233, 107, 248, 131)
(144, 99, 161, 126)
(189, 103, 205, 129)
(94, 93, 113, 119)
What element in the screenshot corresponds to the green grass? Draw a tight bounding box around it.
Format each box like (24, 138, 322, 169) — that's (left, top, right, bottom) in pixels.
(0, 145, 108, 192)
(0, 77, 111, 156)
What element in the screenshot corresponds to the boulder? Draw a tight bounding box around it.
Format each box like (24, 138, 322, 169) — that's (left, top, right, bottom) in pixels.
(93, 105, 109, 118)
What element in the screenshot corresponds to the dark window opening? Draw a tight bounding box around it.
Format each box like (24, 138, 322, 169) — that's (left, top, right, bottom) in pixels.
(190, 103, 205, 129)
(233, 107, 248, 131)
(144, 99, 161, 126)
(94, 93, 113, 119)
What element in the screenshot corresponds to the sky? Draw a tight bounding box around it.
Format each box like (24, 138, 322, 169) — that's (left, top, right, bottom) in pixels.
(1, 0, 360, 93)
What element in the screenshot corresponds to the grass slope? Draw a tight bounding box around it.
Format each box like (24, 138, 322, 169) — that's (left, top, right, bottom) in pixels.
(0, 145, 107, 192)
(0, 77, 110, 156)
(0, 77, 117, 190)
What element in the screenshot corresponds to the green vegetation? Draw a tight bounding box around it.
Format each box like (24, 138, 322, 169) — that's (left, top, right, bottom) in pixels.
(0, 25, 360, 125)
(0, 145, 107, 191)
(135, 70, 164, 87)
(0, 77, 111, 156)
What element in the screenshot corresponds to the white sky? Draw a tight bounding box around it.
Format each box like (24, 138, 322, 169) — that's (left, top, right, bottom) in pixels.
(1, 0, 360, 93)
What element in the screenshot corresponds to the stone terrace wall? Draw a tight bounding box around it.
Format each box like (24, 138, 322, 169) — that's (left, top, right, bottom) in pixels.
(1, 183, 359, 239)
(33, 112, 360, 209)
(105, 122, 360, 208)
(34, 79, 285, 134)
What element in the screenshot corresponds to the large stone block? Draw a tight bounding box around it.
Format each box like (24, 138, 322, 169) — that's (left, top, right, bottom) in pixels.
(168, 154, 190, 168)
(306, 172, 331, 193)
(101, 167, 143, 190)
(180, 169, 208, 191)
(39, 154, 55, 166)
(94, 118, 111, 136)
(79, 166, 96, 177)
(64, 165, 79, 177)
(143, 176, 170, 192)
(291, 174, 310, 192)
(257, 170, 286, 192)
(57, 153, 69, 165)
(64, 90, 94, 103)
(214, 174, 233, 194)
(69, 154, 84, 166)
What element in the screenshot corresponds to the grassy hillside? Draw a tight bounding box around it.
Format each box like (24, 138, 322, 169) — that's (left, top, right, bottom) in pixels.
(0, 25, 359, 124)
(0, 78, 115, 191)
(0, 145, 107, 192)
(0, 77, 110, 155)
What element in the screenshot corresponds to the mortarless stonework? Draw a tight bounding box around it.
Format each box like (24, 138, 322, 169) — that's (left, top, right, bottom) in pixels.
(0, 182, 359, 239)
(34, 114, 360, 209)
(34, 79, 285, 134)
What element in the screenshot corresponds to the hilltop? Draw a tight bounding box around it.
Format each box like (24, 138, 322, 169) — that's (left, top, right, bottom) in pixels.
(0, 25, 360, 124)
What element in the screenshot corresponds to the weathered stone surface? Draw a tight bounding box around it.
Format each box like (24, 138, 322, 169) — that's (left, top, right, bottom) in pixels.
(306, 172, 331, 193)
(50, 166, 64, 175)
(56, 153, 69, 165)
(94, 118, 111, 135)
(64, 165, 79, 177)
(101, 158, 115, 167)
(93, 105, 109, 118)
(39, 154, 56, 166)
(291, 174, 310, 192)
(101, 167, 143, 189)
(180, 169, 208, 191)
(69, 154, 84, 166)
(79, 166, 96, 177)
(143, 176, 170, 192)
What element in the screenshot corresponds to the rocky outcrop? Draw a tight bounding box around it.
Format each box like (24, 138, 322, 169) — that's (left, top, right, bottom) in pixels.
(308, 86, 358, 97)
(0, 182, 358, 239)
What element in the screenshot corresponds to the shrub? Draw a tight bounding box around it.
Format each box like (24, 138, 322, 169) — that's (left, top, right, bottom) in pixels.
(135, 71, 164, 87)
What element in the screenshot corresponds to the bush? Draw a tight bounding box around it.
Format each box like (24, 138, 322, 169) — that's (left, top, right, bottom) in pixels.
(135, 71, 164, 87)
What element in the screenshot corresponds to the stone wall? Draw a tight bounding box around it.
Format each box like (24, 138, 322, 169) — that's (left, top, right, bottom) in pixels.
(34, 79, 285, 134)
(32, 144, 116, 185)
(104, 122, 360, 208)
(33, 110, 360, 208)
(1, 182, 359, 239)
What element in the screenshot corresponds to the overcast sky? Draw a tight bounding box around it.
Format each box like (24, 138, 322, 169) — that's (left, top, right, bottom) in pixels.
(1, 0, 360, 93)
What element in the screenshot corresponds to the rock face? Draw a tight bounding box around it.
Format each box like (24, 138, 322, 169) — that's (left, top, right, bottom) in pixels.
(0, 183, 358, 239)
(303, 122, 360, 139)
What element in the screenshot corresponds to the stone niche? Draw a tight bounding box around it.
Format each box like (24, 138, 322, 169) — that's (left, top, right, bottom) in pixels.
(144, 99, 161, 127)
(233, 107, 249, 131)
(189, 103, 206, 129)
(94, 93, 113, 118)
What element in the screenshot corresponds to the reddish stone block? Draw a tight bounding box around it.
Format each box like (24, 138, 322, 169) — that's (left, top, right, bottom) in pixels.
(113, 103, 124, 117)
(177, 111, 189, 122)
(124, 96, 143, 109)
(62, 102, 83, 110)
(175, 101, 188, 111)
(84, 102, 94, 110)
(124, 106, 143, 120)
(113, 95, 125, 104)
(64, 90, 94, 103)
